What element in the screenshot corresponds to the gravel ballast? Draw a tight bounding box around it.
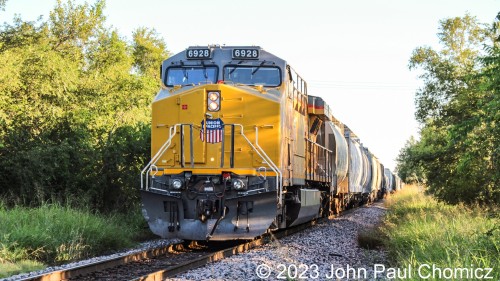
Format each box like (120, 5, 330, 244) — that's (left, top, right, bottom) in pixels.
(171, 201, 388, 280)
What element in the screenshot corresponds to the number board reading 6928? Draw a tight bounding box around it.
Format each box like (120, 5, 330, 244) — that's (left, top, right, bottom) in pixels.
(232, 48, 259, 59)
(186, 48, 211, 59)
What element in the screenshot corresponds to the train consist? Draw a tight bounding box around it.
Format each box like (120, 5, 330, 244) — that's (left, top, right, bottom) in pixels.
(140, 46, 401, 241)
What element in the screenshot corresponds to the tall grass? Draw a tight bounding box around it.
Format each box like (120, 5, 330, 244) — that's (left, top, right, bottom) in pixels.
(382, 187, 499, 280)
(0, 201, 148, 278)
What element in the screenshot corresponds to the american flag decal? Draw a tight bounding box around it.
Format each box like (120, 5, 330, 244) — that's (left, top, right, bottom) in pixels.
(200, 118, 224, 143)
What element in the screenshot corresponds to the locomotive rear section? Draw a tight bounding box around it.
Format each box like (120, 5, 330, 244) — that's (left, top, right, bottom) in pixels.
(140, 45, 395, 241)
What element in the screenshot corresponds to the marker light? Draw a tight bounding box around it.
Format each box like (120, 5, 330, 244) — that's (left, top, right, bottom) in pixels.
(207, 91, 220, 112)
(222, 172, 231, 181)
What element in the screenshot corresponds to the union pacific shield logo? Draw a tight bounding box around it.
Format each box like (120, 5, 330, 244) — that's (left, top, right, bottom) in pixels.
(200, 118, 224, 143)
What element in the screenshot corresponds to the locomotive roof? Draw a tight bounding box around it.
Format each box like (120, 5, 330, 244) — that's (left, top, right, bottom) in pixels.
(163, 45, 287, 70)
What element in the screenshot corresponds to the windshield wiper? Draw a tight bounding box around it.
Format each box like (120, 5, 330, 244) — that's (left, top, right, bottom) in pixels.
(252, 60, 266, 75)
(182, 68, 188, 81)
(199, 61, 208, 79)
(229, 60, 244, 75)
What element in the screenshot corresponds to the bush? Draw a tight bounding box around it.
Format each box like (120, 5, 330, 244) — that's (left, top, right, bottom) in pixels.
(0, 201, 146, 268)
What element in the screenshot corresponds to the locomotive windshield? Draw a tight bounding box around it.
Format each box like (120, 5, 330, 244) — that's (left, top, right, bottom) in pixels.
(223, 66, 281, 87)
(165, 66, 218, 86)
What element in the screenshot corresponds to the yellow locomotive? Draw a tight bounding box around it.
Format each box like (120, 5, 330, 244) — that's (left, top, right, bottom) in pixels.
(140, 45, 386, 240)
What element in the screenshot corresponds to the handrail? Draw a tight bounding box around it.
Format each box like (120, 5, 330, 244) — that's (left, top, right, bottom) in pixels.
(232, 124, 281, 199)
(305, 138, 333, 183)
(141, 125, 178, 190)
(254, 126, 283, 207)
(141, 123, 282, 203)
(141, 123, 197, 190)
(305, 138, 333, 153)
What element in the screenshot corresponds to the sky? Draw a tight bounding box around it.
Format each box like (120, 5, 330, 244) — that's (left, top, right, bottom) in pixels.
(1, 0, 499, 170)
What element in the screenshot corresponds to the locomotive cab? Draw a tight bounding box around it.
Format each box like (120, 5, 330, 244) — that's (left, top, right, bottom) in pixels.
(141, 46, 285, 240)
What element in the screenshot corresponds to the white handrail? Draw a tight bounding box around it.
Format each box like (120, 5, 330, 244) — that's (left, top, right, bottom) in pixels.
(230, 125, 281, 201)
(254, 126, 283, 207)
(140, 123, 283, 205)
(141, 125, 178, 190)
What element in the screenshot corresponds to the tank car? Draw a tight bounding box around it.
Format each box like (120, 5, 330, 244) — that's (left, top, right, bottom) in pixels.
(140, 45, 388, 241)
(361, 147, 383, 203)
(383, 168, 395, 194)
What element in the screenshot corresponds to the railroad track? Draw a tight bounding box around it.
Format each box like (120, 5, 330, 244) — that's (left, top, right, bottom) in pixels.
(16, 242, 186, 281)
(17, 207, 361, 281)
(130, 218, 329, 281)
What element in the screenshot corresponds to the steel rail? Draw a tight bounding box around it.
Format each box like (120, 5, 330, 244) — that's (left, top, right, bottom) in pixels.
(16, 243, 187, 281)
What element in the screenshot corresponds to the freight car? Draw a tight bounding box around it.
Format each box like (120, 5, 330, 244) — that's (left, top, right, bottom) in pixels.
(140, 46, 390, 240)
(382, 167, 402, 195)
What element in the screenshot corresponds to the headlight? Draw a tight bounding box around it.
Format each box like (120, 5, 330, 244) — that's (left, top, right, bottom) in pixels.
(207, 91, 220, 112)
(208, 92, 219, 101)
(171, 179, 183, 189)
(232, 179, 245, 190)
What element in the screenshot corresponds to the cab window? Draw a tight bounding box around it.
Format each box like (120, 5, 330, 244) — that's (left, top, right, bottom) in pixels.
(223, 66, 281, 87)
(165, 66, 218, 86)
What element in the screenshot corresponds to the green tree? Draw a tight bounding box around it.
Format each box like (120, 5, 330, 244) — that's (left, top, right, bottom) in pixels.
(409, 14, 488, 124)
(49, 0, 105, 51)
(0, 0, 168, 211)
(395, 136, 426, 185)
(400, 13, 499, 204)
(132, 27, 169, 79)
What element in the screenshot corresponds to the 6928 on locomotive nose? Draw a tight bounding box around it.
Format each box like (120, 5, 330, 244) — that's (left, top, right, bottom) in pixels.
(140, 45, 387, 241)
